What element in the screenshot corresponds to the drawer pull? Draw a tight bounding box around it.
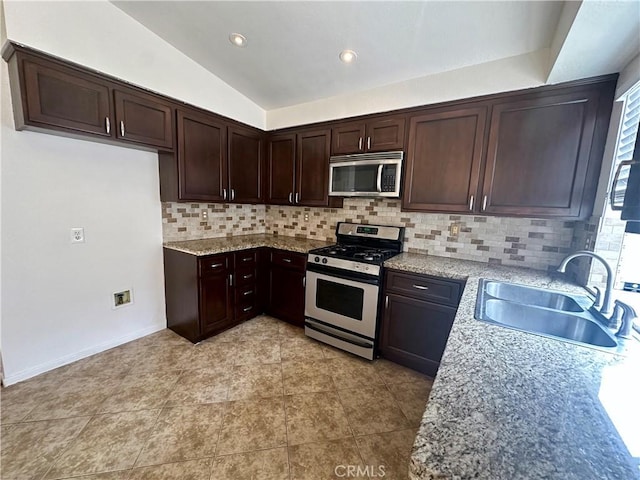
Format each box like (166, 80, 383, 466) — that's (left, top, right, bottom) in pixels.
(243, 290, 254, 296)
(413, 285, 429, 290)
(282, 258, 292, 263)
(242, 274, 253, 280)
(242, 257, 253, 262)
(243, 306, 253, 312)
(210, 263, 223, 268)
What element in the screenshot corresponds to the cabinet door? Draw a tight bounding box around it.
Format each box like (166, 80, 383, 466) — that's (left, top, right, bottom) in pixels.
(228, 126, 263, 203)
(481, 90, 600, 217)
(267, 134, 296, 205)
(269, 266, 305, 326)
(366, 117, 405, 152)
(21, 57, 113, 137)
(296, 129, 331, 206)
(381, 293, 456, 376)
(331, 122, 366, 155)
(113, 89, 174, 149)
(177, 108, 228, 201)
(200, 258, 233, 336)
(403, 107, 487, 212)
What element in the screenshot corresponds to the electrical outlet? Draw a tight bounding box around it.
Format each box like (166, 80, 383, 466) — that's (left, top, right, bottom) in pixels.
(304, 212, 309, 222)
(70, 227, 85, 243)
(113, 289, 133, 309)
(450, 223, 460, 236)
(201, 209, 208, 220)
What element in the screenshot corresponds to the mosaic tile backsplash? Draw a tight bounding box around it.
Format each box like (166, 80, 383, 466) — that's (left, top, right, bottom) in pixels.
(163, 198, 578, 273)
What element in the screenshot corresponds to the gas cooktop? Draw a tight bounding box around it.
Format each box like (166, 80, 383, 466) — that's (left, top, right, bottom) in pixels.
(309, 244, 399, 265)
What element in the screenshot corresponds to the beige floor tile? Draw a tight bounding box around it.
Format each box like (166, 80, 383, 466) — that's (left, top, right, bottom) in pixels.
(25, 376, 124, 421)
(165, 367, 230, 406)
(278, 322, 305, 339)
(135, 404, 225, 467)
(373, 359, 432, 385)
(239, 316, 281, 340)
(127, 345, 195, 374)
(45, 409, 161, 479)
(227, 363, 283, 401)
(326, 356, 383, 390)
(389, 380, 433, 427)
(320, 344, 359, 360)
(285, 391, 352, 446)
(216, 397, 287, 455)
(129, 458, 213, 479)
(1, 395, 41, 424)
(55, 472, 130, 479)
(188, 341, 237, 370)
(210, 447, 289, 480)
(100, 370, 182, 414)
(59, 347, 139, 379)
(288, 438, 367, 480)
(282, 359, 335, 395)
(1, 417, 90, 480)
(280, 336, 325, 361)
(131, 329, 194, 348)
(210, 324, 245, 343)
(338, 385, 410, 436)
(355, 428, 417, 480)
(233, 339, 281, 366)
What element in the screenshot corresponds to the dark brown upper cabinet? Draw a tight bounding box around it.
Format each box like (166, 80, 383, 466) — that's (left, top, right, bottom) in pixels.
(403, 79, 615, 219)
(113, 89, 174, 150)
(403, 106, 487, 213)
(331, 117, 405, 155)
(480, 90, 603, 218)
(4, 43, 175, 151)
(176, 108, 228, 202)
(267, 129, 339, 207)
(228, 125, 264, 204)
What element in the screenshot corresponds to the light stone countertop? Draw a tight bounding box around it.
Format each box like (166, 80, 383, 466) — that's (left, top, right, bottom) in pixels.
(385, 253, 640, 480)
(163, 234, 333, 256)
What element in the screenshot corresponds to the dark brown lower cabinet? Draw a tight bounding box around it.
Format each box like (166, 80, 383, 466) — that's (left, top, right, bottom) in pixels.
(381, 270, 464, 376)
(267, 250, 306, 327)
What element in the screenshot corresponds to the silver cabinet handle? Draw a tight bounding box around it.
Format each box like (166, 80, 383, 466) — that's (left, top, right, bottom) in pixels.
(413, 285, 429, 290)
(242, 257, 253, 262)
(385, 295, 389, 308)
(229, 274, 233, 287)
(376, 164, 383, 193)
(223, 188, 227, 200)
(120, 120, 125, 137)
(288, 192, 293, 204)
(231, 189, 235, 201)
(367, 136, 371, 150)
(295, 192, 299, 204)
(303, 276, 306, 288)
(105, 117, 111, 134)
(242, 274, 253, 280)
(210, 263, 223, 269)
(482, 195, 488, 211)
(610, 160, 638, 210)
(243, 306, 252, 312)
(282, 258, 292, 263)
(358, 137, 363, 151)
(469, 195, 474, 211)
(243, 290, 254, 296)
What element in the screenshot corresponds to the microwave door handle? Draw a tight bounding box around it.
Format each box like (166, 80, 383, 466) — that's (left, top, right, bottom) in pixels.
(376, 164, 383, 193)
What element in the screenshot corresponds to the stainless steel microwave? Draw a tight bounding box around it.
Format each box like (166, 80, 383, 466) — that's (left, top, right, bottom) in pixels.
(328, 151, 403, 197)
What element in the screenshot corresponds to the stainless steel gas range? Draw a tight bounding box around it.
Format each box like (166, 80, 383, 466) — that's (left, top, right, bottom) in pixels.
(304, 222, 404, 360)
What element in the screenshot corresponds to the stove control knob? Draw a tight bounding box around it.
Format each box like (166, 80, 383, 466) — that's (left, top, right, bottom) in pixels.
(322, 258, 328, 264)
(314, 256, 320, 263)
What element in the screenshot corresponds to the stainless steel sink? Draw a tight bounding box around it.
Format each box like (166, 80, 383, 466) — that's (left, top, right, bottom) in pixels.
(475, 279, 619, 351)
(482, 299, 617, 348)
(483, 280, 585, 312)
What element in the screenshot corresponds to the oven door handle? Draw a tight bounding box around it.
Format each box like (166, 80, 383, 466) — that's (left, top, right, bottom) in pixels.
(376, 164, 383, 193)
(305, 320, 374, 349)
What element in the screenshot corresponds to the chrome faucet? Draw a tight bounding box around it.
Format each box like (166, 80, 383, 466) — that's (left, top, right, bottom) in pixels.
(557, 250, 614, 316)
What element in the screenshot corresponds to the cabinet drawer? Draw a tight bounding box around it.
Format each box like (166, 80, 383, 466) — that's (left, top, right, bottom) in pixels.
(385, 270, 462, 306)
(198, 254, 229, 277)
(271, 250, 306, 270)
(235, 250, 257, 266)
(235, 266, 257, 286)
(235, 284, 257, 303)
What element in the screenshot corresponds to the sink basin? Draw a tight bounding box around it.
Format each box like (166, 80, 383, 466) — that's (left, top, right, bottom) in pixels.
(483, 280, 585, 312)
(482, 299, 617, 348)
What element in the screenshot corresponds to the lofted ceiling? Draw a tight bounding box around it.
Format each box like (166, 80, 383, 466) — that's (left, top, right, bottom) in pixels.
(111, 1, 640, 110)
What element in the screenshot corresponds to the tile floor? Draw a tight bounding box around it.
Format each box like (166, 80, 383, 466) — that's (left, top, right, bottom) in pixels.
(1, 315, 434, 480)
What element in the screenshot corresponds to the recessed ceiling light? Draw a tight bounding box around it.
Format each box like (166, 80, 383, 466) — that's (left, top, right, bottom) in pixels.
(339, 49, 357, 64)
(229, 33, 247, 48)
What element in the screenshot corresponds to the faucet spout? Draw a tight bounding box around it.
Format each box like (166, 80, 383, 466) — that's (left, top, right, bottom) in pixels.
(557, 250, 614, 316)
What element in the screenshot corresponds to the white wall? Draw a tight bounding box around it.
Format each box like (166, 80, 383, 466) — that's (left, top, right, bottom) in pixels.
(267, 49, 549, 130)
(2, 0, 265, 129)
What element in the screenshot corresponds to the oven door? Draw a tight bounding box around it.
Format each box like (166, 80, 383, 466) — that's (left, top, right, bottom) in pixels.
(304, 269, 380, 339)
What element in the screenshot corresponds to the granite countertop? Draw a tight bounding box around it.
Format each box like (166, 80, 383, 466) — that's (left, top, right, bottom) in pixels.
(384, 253, 640, 479)
(163, 234, 333, 256)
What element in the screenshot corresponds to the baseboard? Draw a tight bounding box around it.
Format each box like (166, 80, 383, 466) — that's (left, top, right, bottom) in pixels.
(2, 324, 165, 386)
